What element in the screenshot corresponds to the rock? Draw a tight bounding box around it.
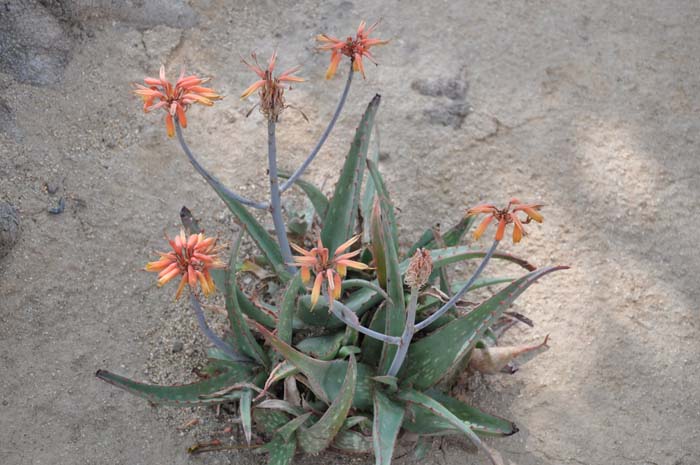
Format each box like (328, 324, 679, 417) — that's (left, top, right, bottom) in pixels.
(0, 1, 73, 86)
(172, 341, 184, 353)
(411, 78, 468, 101)
(0, 202, 20, 259)
(423, 102, 471, 129)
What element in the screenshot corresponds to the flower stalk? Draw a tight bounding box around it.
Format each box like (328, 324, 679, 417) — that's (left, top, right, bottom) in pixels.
(267, 120, 295, 272)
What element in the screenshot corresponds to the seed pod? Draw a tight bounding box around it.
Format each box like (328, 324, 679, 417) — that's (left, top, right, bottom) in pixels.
(404, 248, 433, 289)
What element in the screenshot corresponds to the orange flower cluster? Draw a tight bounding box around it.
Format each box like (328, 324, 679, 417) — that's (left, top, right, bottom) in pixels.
(240, 51, 304, 120)
(291, 235, 370, 308)
(467, 199, 544, 244)
(317, 20, 389, 79)
(145, 230, 225, 299)
(134, 66, 221, 137)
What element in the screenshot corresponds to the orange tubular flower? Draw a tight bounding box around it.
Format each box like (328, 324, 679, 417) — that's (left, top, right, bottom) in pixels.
(145, 230, 225, 299)
(467, 198, 544, 244)
(317, 20, 389, 80)
(133, 66, 222, 138)
(240, 51, 304, 120)
(291, 235, 371, 309)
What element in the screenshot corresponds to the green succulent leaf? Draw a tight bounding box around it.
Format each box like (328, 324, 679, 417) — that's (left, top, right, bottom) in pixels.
(95, 367, 253, 406)
(240, 389, 253, 444)
(263, 437, 297, 465)
(407, 215, 478, 258)
(297, 355, 358, 454)
(370, 199, 388, 289)
(278, 274, 304, 345)
(225, 235, 269, 367)
(257, 398, 306, 417)
(373, 390, 405, 465)
(366, 159, 399, 255)
(277, 412, 313, 443)
(254, 408, 291, 433)
(402, 389, 517, 437)
(296, 289, 383, 328)
(236, 286, 276, 328)
(278, 172, 330, 221)
(360, 304, 386, 366)
(400, 266, 567, 389)
(215, 190, 290, 281)
(333, 428, 373, 454)
(256, 323, 374, 409)
(361, 124, 381, 243)
(413, 436, 432, 460)
(321, 95, 381, 253)
(296, 331, 347, 360)
(396, 389, 502, 465)
(400, 245, 537, 275)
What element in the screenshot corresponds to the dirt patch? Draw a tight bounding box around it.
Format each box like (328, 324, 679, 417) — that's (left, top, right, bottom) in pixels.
(1, 1, 699, 465)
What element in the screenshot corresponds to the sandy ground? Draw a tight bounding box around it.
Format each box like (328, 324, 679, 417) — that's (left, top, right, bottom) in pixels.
(1, 1, 699, 464)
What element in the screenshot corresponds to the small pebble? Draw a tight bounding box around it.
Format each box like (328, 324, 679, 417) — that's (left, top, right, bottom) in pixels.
(172, 341, 184, 353)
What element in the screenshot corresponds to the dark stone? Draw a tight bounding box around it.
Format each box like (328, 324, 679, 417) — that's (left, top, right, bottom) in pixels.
(0, 202, 20, 259)
(411, 78, 469, 101)
(423, 102, 471, 129)
(172, 341, 184, 353)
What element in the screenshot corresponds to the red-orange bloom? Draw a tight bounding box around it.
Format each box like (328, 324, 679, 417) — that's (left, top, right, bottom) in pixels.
(145, 230, 225, 299)
(317, 20, 389, 80)
(133, 66, 222, 138)
(291, 235, 370, 309)
(467, 198, 544, 244)
(240, 51, 304, 120)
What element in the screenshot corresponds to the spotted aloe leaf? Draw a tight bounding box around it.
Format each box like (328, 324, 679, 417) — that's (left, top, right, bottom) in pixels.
(400, 266, 568, 389)
(297, 355, 357, 454)
(254, 407, 291, 434)
(95, 367, 253, 406)
(295, 289, 383, 328)
(396, 389, 503, 465)
(276, 412, 313, 442)
(333, 428, 373, 454)
(236, 286, 276, 328)
(399, 245, 537, 275)
(370, 189, 405, 375)
(225, 234, 269, 367)
(216, 192, 290, 282)
(361, 124, 381, 243)
(366, 159, 399, 255)
(373, 390, 405, 465)
(296, 331, 346, 360)
(278, 274, 304, 345)
(360, 304, 386, 367)
(321, 95, 380, 253)
(278, 171, 329, 221)
(402, 389, 517, 437)
(256, 323, 374, 409)
(406, 215, 477, 258)
(262, 437, 297, 465)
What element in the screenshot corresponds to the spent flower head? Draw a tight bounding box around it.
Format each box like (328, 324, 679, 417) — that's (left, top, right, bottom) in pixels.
(291, 235, 370, 309)
(317, 20, 389, 80)
(404, 248, 433, 289)
(145, 230, 225, 299)
(467, 198, 544, 244)
(133, 66, 222, 137)
(240, 51, 304, 121)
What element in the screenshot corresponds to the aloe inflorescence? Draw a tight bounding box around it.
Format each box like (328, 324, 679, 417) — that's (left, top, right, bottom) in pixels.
(102, 20, 567, 465)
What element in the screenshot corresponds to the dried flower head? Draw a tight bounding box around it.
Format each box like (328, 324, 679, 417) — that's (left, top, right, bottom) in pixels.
(317, 20, 389, 80)
(405, 248, 433, 288)
(467, 198, 544, 244)
(145, 230, 225, 299)
(133, 66, 222, 137)
(291, 235, 371, 309)
(240, 51, 304, 121)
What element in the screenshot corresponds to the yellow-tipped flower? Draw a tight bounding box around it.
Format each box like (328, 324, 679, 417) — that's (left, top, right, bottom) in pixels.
(133, 66, 222, 137)
(467, 198, 544, 244)
(317, 20, 389, 80)
(145, 230, 225, 299)
(291, 235, 370, 309)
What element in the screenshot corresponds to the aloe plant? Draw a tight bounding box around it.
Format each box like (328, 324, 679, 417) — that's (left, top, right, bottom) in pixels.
(101, 19, 568, 465)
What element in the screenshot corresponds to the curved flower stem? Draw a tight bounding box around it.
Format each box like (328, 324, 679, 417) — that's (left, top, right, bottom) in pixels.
(175, 120, 268, 210)
(189, 293, 253, 363)
(330, 297, 401, 345)
(387, 287, 419, 377)
(341, 279, 391, 302)
(267, 120, 295, 272)
(414, 240, 501, 332)
(279, 64, 354, 193)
